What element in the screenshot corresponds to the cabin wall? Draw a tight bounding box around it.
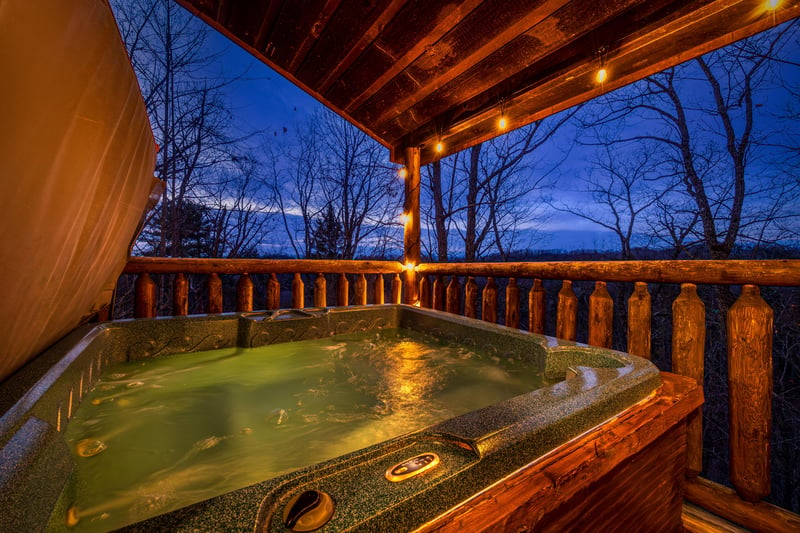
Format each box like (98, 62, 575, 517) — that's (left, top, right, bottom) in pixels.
(0, 0, 157, 383)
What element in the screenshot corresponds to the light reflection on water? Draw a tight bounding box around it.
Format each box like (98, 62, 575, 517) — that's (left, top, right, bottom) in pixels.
(61, 329, 544, 532)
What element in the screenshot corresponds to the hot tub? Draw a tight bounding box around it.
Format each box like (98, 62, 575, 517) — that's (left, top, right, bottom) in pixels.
(0, 305, 666, 532)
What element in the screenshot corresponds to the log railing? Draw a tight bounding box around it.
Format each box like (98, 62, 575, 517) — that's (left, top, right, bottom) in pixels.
(122, 257, 404, 318)
(415, 259, 800, 533)
(117, 257, 800, 531)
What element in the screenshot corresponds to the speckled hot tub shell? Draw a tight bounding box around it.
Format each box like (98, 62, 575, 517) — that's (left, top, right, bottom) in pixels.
(0, 305, 660, 532)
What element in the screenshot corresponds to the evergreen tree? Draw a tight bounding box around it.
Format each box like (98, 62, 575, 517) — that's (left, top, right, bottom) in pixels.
(310, 205, 344, 259)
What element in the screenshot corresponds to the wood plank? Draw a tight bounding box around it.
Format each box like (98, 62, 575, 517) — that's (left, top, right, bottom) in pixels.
(727, 285, 773, 502)
(685, 477, 800, 533)
(682, 502, 749, 533)
(415, 260, 800, 286)
(415, 372, 703, 532)
(123, 257, 403, 275)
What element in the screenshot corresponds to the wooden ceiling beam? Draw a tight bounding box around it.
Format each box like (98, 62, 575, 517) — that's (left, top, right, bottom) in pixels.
(397, 0, 800, 165)
(286, 0, 342, 74)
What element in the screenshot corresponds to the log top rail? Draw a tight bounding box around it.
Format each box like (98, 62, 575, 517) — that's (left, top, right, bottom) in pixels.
(122, 257, 404, 275)
(174, 0, 800, 166)
(416, 259, 800, 286)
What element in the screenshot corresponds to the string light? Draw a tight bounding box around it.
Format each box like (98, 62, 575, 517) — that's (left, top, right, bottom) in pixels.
(398, 167, 407, 179)
(766, 0, 781, 9)
(399, 213, 410, 225)
(596, 67, 608, 84)
(435, 141, 444, 153)
(403, 262, 416, 272)
(498, 116, 508, 130)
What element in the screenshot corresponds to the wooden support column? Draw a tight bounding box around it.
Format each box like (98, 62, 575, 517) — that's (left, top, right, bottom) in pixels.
(266, 273, 281, 310)
(134, 273, 156, 318)
(207, 273, 223, 314)
(672, 283, 705, 477)
(627, 282, 651, 359)
(403, 146, 421, 304)
(446, 276, 461, 315)
(172, 273, 188, 316)
(528, 279, 545, 334)
(314, 273, 327, 307)
(728, 285, 773, 502)
(505, 278, 520, 329)
(292, 273, 304, 308)
(464, 277, 478, 318)
(373, 274, 385, 304)
(556, 280, 577, 341)
(588, 281, 613, 348)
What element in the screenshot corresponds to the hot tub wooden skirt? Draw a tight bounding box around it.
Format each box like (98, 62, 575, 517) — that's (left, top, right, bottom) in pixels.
(415, 372, 703, 533)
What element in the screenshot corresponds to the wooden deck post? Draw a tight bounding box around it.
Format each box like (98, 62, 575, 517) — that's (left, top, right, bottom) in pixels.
(206, 273, 223, 314)
(728, 285, 773, 502)
(314, 273, 327, 307)
(266, 273, 281, 310)
(172, 273, 188, 316)
(528, 279, 545, 334)
(373, 274, 385, 305)
(134, 273, 156, 318)
(292, 273, 304, 308)
(446, 276, 461, 315)
(403, 146, 421, 304)
(465, 277, 478, 318)
(505, 278, 520, 329)
(482, 277, 498, 323)
(672, 283, 705, 477)
(419, 275, 431, 308)
(355, 273, 368, 305)
(627, 282, 651, 359)
(588, 281, 613, 348)
(556, 280, 577, 341)
(236, 273, 253, 312)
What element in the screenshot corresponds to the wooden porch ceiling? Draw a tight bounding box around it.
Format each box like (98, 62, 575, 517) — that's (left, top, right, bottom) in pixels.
(175, 0, 800, 166)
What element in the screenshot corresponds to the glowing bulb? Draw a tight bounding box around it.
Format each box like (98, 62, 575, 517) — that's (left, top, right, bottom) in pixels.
(403, 262, 416, 272)
(435, 141, 443, 153)
(399, 213, 410, 225)
(398, 167, 407, 179)
(596, 68, 608, 84)
(498, 116, 508, 130)
(766, 0, 780, 9)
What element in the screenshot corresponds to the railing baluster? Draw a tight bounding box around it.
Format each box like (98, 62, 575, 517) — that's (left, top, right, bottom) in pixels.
(464, 277, 478, 318)
(355, 273, 367, 305)
(433, 275, 446, 311)
(314, 273, 327, 307)
(391, 273, 402, 304)
(134, 273, 156, 318)
(419, 275, 431, 308)
(266, 273, 281, 310)
(588, 281, 613, 348)
(672, 283, 705, 478)
(373, 274, 385, 305)
(627, 282, 651, 359)
(446, 276, 461, 315)
(556, 280, 577, 341)
(236, 273, 253, 312)
(529, 278, 545, 334)
(172, 273, 188, 316)
(338, 273, 349, 306)
(505, 277, 520, 328)
(728, 285, 773, 502)
(482, 277, 498, 323)
(292, 273, 304, 308)
(207, 273, 223, 314)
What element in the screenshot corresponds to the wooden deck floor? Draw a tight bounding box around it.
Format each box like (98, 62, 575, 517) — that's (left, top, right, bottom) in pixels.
(683, 502, 750, 532)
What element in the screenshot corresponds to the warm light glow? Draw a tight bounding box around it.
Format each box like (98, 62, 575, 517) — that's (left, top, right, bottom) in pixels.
(766, 0, 781, 9)
(596, 68, 608, 84)
(398, 167, 407, 179)
(498, 116, 508, 130)
(399, 213, 410, 225)
(403, 262, 416, 272)
(435, 141, 443, 153)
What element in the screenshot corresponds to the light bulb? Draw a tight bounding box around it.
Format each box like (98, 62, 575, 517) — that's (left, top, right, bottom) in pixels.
(398, 168, 407, 179)
(498, 116, 508, 130)
(596, 68, 608, 84)
(766, 0, 781, 9)
(435, 141, 443, 153)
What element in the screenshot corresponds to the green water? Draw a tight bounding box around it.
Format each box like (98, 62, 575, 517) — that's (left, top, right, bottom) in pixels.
(60, 329, 545, 531)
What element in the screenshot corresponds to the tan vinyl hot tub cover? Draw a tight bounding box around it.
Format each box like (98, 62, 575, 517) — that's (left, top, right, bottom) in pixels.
(0, 0, 157, 383)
